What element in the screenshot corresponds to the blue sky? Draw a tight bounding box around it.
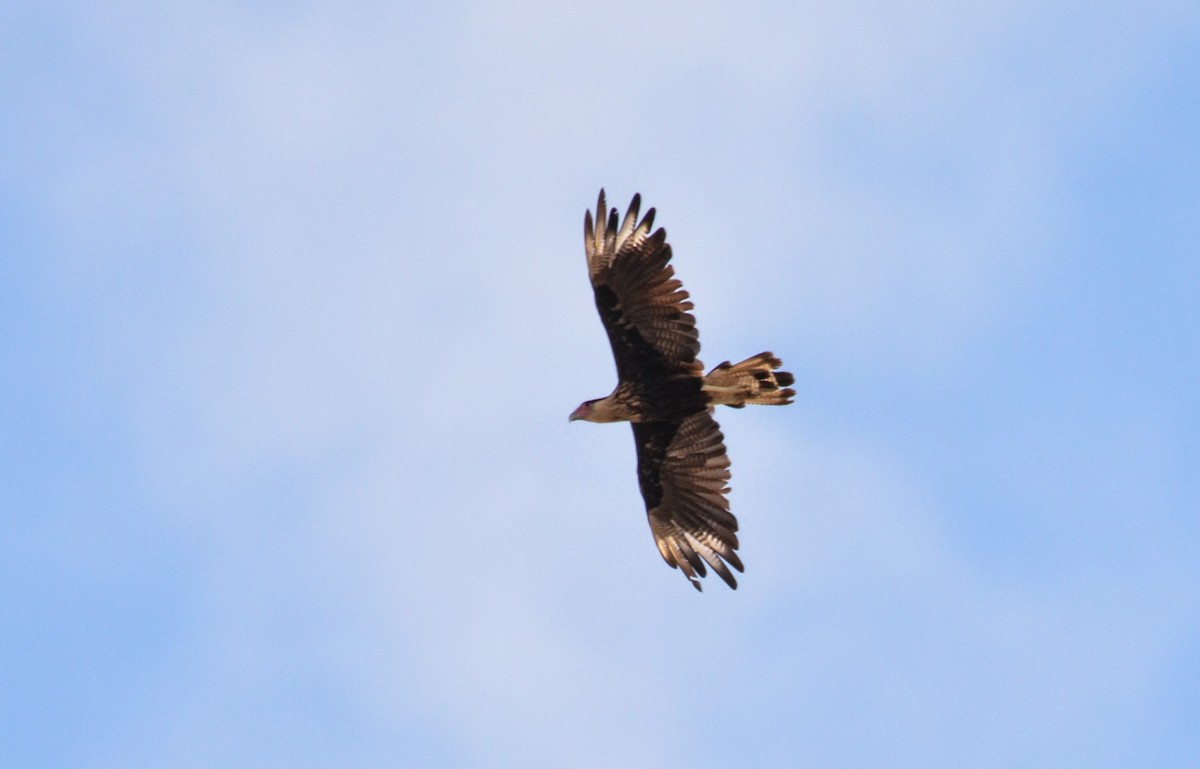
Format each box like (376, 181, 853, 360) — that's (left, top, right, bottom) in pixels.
(3, 2, 1198, 767)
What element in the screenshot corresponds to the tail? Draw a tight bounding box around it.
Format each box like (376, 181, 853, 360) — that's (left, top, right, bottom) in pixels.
(703, 352, 796, 408)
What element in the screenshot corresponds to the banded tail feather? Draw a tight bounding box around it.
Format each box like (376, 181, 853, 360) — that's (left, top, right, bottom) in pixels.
(703, 352, 796, 408)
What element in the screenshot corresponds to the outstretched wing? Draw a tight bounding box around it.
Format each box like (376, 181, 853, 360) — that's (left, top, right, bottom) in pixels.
(584, 190, 702, 383)
(631, 411, 742, 591)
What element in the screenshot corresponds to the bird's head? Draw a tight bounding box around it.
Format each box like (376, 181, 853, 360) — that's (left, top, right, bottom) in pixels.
(568, 400, 596, 422)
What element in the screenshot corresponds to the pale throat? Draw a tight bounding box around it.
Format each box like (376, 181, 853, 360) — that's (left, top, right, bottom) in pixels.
(583, 395, 633, 423)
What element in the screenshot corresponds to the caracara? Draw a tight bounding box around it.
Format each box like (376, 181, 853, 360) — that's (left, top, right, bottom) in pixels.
(569, 190, 795, 591)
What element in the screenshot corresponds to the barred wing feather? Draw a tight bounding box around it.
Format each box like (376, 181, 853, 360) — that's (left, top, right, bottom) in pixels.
(631, 411, 741, 591)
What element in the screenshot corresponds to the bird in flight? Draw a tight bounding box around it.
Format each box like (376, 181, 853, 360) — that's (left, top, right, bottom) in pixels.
(570, 190, 795, 591)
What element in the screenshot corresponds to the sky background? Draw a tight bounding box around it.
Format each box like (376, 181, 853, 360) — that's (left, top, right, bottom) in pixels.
(3, 1, 1199, 767)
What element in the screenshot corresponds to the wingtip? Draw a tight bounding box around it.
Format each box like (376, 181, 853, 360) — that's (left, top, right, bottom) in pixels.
(626, 193, 641, 224)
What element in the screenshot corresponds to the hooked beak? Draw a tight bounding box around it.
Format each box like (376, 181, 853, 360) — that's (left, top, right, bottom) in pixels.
(568, 404, 586, 422)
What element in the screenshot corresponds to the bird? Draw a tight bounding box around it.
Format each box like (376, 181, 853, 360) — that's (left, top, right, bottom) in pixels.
(569, 190, 795, 591)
